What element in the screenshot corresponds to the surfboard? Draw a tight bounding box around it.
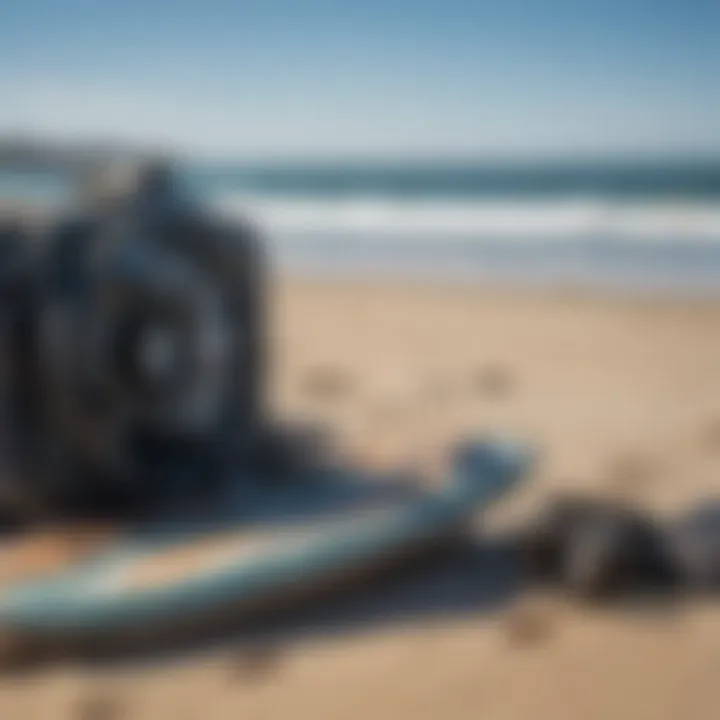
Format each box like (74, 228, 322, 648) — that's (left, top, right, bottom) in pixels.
(0, 439, 529, 651)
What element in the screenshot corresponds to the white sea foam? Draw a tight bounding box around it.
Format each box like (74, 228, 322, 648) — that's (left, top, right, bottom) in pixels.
(213, 194, 720, 244)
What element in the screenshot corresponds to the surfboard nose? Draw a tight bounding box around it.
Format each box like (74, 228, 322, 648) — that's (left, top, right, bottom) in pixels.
(450, 437, 533, 501)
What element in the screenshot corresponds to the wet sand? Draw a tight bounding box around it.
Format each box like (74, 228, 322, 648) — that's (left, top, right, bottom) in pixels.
(2, 277, 720, 719)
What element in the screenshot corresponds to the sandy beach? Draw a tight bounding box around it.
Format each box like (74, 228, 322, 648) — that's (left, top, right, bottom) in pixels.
(2, 277, 720, 719)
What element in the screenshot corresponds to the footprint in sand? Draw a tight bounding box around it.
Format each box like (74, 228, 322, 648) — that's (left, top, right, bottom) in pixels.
(603, 451, 658, 500)
(300, 366, 355, 402)
(74, 690, 124, 720)
(420, 373, 457, 404)
(700, 417, 720, 455)
(502, 596, 557, 648)
(227, 642, 282, 682)
(472, 364, 514, 401)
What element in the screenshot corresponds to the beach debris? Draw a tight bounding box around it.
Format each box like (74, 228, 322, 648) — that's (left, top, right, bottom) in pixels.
(667, 501, 720, 589)
(518, 488, 720, 601)
(519, 495, 667, 599)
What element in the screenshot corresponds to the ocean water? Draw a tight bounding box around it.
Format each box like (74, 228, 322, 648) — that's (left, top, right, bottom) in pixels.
(4, 161, 720, 293)
(199, 162, 720, 294)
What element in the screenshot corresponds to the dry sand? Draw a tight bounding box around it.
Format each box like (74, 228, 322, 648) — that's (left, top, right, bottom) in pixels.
(2, 277, 720, 719)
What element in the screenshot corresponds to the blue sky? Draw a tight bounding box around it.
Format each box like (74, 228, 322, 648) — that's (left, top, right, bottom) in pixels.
(1, 0, 719, 159)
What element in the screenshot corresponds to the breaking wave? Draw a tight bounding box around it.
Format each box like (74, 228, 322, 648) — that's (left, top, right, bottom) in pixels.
(214, 194, 720, 244)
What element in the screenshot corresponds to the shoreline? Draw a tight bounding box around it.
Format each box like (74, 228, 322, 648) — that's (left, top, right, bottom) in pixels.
(274, 271, 720, 305)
